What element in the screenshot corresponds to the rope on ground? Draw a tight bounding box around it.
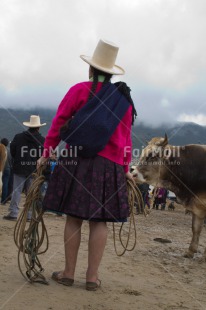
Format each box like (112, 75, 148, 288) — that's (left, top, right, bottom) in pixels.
(14, 167, 49, 285)
(113, 179, 148, 257)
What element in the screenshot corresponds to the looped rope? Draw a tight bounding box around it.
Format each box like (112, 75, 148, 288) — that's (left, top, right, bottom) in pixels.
(14, 168, 149, 283)
(14, 167, 49, 284)
(113, 179, 148, 257)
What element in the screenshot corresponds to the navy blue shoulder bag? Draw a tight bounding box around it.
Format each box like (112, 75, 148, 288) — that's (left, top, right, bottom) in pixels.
(60, 82, 131, 157)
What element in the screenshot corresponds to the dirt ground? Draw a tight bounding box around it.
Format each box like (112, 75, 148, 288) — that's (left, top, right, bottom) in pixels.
(0, 199, 206, 310)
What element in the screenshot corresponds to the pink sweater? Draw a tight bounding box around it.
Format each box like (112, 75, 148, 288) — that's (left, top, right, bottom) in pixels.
(43, 82, 132, 173)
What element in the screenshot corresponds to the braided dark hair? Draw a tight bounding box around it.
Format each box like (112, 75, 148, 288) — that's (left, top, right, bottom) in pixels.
(114, 82, 137, 125)
(87, 67, 112, 101)
(89, 67, 137, 125)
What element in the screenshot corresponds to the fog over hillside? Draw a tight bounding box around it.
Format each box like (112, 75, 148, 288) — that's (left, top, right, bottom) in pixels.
(132, 121, 206, 150)
(0, 108, 206, 152)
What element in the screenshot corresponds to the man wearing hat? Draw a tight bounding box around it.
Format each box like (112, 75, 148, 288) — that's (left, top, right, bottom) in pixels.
(3, 115, 46, 221)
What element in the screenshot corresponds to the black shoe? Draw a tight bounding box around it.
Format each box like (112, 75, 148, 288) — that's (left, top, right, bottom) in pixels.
(3, 215, 17, 221)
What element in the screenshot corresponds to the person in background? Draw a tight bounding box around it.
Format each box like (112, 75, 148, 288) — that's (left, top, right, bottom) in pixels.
(152, 187, 161, 210)
(1, 138, 12, 205)
(4, 165, 14, 203)
(3, 115, 46, 221)
(145, 190, 151, 209)
(160, 188, 168, 210)
(37, 39, 136, 290)
(138, 182, 150, 211)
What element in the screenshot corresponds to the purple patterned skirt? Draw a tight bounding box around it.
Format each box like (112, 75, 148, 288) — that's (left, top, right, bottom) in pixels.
(42, 155, 129, 222)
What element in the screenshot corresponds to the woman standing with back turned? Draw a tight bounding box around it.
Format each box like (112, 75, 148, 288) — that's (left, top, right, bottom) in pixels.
(37, 39, 136, 291)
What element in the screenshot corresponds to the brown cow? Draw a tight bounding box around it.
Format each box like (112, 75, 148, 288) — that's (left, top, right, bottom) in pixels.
(0, 143, 7, 196)
(134, 134, 206, 260)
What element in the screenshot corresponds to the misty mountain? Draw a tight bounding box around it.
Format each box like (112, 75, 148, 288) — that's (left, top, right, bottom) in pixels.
(0, 108, 206, 150)
(132, 122, 206, 150)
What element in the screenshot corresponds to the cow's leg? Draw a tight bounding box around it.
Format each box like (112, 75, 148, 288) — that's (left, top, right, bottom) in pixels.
(184, 213, 204, 258)
(0, 171, 2, 196)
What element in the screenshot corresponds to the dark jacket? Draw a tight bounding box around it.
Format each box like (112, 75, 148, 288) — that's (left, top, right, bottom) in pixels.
(10, 130, 45, 177)
(138, 183, 150, 194)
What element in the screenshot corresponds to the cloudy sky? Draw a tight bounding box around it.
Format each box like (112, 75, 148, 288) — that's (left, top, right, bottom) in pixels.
(0, 0, 206, 126)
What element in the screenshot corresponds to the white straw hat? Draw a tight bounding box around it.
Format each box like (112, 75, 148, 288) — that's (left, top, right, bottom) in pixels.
(80, 39, 125, 75)
(23, 115, 46, 127)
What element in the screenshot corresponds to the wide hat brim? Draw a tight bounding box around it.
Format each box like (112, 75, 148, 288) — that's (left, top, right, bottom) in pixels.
(23, 122, 46, 127)
(80, 55, 125, 75)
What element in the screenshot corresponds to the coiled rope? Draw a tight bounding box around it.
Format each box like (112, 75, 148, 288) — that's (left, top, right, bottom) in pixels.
(14, 167, 49, 284)
(113, 179, 148, 256)
(14, 169, 148, 283)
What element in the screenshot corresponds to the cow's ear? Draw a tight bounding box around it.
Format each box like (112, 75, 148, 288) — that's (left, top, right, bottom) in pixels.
(161, 133, 168, 147)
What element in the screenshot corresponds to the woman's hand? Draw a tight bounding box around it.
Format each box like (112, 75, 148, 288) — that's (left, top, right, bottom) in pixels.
(37, 156, 48, 169)
(125, 171, 135, 183)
